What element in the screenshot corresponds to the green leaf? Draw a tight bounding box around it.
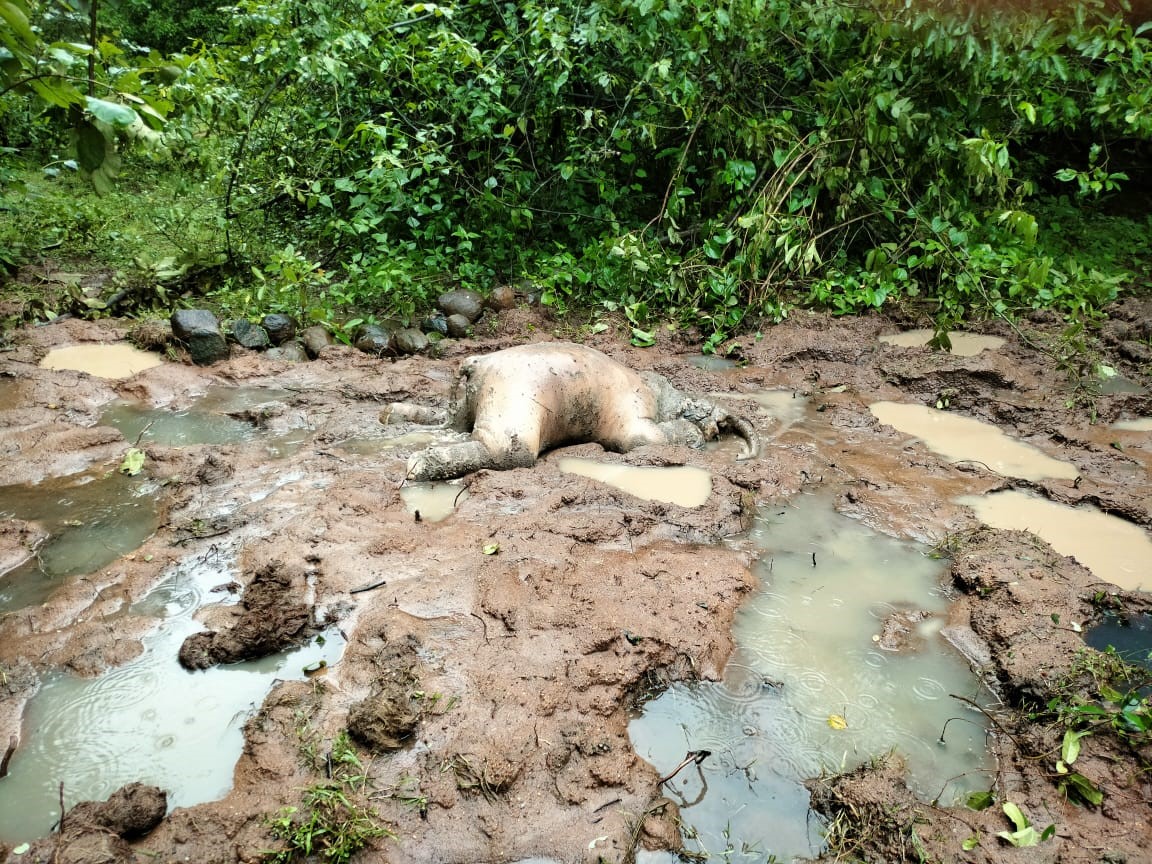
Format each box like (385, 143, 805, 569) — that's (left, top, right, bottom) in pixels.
(827, 714, 848, 730)
(962, 836, 979, 851)
(1062, 772, 1104, 806)
(965, 789, 994, 810)
(85, 96, 138, 127)
(1061, 728, 1088, 766)
(91, 166, 113, 196)
(120, 448, 146, 476)
(998, 825, 1039, 847)
(482, 543, 499, 555)
(630, 328, 655, 347)
(1002, 801, 1029, 832)
(0, 0, 34, 47)
(75, 121, 107, 173)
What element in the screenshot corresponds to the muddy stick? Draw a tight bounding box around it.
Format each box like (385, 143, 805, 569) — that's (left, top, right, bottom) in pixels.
(58, 781, 65, 833)
(948, 693, 1027, 751)
(657, 749, 712, 786)
(350, 578, 388, 595)
(0, 734, 15, 778)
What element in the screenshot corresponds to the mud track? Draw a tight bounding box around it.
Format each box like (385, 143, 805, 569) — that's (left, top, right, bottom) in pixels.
(1, 302, 1151, 863)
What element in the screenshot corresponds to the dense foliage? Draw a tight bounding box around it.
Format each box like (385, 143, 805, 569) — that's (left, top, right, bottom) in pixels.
(2, 0, 1152, 341)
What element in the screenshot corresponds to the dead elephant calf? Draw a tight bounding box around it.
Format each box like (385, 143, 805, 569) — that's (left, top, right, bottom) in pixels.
(382, 342, 760, 481)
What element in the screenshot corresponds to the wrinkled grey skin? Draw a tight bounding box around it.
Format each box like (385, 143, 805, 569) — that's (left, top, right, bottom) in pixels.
(381, 342, 760, 482)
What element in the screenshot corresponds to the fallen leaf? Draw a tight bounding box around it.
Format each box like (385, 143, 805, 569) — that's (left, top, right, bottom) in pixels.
(827, 714, 847, 730)
(120, 447, 146, 476)
(482, 543, 500, 555)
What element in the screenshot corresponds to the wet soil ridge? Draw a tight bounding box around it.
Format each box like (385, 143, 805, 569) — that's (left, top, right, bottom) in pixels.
(178, 560, 315, 670)
(1, 308, 1151, 863)
(8, 783, 167, 864)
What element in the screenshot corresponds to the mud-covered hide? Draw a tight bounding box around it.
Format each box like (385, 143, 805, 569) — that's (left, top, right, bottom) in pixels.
(385, 342, 760, 481)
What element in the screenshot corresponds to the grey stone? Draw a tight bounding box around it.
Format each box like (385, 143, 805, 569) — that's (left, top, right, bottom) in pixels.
(354, 323, 395, 356)
(394, 328, 429, 355)
(437, 289, 484, 322)
(485, 284, 516, 310)
(267, 341, 308, 362)
(445, 313, 472, 338)
(300, 325, 334, 358)
(170, 309, 228, 365)
(231, 319, 271, 350)
(261, 313, 297, 346)
(420, 313, 449, 336)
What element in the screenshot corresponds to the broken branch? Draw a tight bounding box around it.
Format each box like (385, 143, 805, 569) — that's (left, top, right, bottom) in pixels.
(658, 749, 712, 786)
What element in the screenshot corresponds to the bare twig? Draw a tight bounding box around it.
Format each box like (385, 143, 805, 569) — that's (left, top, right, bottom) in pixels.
(0, 734, 15, 778)
(350, 579, 388, 595)
(658, 749, 712, 786)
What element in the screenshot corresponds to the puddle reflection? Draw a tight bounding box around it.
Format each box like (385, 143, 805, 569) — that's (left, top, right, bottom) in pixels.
(880, 329, 1005, 356)
(0, 472, 160, 611)
(0, 554, 346, 843)
(401, 482, 468, 522)
(630, 495, 992, 861)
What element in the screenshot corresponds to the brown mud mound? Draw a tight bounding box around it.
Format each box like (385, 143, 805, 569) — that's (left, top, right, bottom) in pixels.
(1, 306, 1151, 864)
(12, 783, 167, 864)
(178, 560, 314, 669)
(346, 636, 422, 752)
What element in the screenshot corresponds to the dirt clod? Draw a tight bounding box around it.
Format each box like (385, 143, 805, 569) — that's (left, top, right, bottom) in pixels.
(178, 560, 313, 670)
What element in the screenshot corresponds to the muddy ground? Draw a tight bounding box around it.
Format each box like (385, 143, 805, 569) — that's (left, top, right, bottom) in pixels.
(1, 299, 1151, 864)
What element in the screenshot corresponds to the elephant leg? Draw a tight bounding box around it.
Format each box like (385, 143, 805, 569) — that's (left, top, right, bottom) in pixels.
(406, 440, 501, 482)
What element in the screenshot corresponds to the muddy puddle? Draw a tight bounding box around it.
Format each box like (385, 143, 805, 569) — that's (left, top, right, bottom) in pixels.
(1113, 417, 1152, 431)
(400, 482, 469, 521)
(5, 307, 1152, 864)
(1086, 611, 1152, 671)
(336, 430, 442, 455)
(38, 343, 164, 378)
(101, 387, 295, 446)
(871, 401, 1078, 481)
(0, 471, 160, 610)
(630, 494, 992, 862)
(879, 329, 1005, 356)
(0, 550, 345, 844)
(558, 458, 713, 508)
(959, 490, 1152, 591)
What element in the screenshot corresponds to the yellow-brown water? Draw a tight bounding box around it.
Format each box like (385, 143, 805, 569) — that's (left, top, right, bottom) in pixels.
(557, 458, 712, 507)
(880, 329, 1006, 356)
(39, 344, 163, 378)
(400, 482, 469, 521)
(959, 490, 1152, 591)
(1114, 418, 1152, 432)
(870, 401, 1078, 481)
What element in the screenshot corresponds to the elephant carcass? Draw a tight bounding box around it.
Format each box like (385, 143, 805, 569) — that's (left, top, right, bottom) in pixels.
(381, 342, 760, 482)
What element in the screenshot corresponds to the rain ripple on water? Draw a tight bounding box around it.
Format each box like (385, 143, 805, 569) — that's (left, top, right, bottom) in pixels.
(630, 495, 993, 862)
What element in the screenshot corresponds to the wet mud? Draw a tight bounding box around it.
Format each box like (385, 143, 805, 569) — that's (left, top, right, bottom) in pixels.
(0, 306, 1150, 863)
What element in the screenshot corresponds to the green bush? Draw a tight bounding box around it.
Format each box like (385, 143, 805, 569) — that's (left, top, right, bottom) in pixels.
(6, 0, 1151, 336)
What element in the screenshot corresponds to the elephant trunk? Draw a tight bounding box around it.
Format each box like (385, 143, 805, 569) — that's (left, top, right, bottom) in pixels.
(721, 414, 760, 461)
